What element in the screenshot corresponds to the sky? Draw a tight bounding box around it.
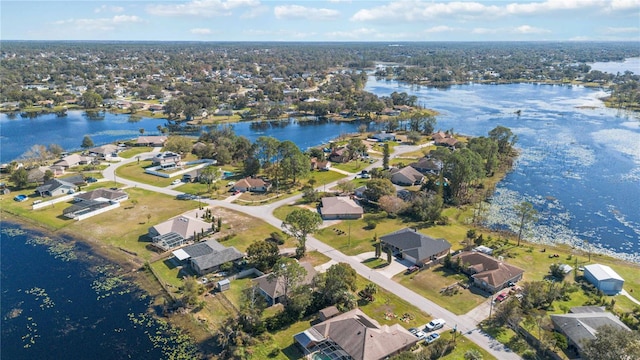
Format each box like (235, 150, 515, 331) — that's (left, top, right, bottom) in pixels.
(2, 0, 639, 42)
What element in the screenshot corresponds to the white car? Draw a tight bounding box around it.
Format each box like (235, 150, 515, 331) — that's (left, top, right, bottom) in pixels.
(425, 318, 446, 332)
(171, 179, 182, 185)
(414, 330, 427, 340)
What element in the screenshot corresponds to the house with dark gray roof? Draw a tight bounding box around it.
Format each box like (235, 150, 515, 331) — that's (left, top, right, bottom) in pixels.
(550, 306, 631, 358)
(35, 178, 76, 197)
(294, 308, 419, 360)
(380, 228, 451, 267)
(410, 157, 443, 175)
(172, 240, 244, 275)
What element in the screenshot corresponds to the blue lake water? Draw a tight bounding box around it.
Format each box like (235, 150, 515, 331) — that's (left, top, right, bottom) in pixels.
(366, 78, 640, 262)
(0, 223, 193, 359)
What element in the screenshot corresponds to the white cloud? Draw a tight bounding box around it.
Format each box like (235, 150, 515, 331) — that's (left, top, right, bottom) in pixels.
(190, 28, 212, 34)
(351, 1, 499, 22)
(243, 29, 317, 39)
(240, 5, 268, 19)
(601, 26, 639, 34)
(514, 25, 551, 34)
(472, 27, 499, 35)
(424, 25, 458, 33)
(325, 28, 378, 39)
(94, 5, 124, 13)
(52, 15, 143, 32)
(147, 0, 260, 17)
(274, 5, 340, 20)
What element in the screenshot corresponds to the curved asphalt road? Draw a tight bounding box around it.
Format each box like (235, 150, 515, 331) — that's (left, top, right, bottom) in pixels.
(103, 145, 520, 360)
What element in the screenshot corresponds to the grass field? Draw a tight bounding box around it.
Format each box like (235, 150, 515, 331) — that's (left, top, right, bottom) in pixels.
(118, 147, 155, 159)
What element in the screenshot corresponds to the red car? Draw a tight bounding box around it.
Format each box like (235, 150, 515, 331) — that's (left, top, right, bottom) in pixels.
(495, 293, 509, 302)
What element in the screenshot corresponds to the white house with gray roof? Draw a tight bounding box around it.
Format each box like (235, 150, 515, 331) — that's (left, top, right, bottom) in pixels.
(319, 196, 364, 220)
(172, 240, 243, 275)
(149, 215, 213, 251)
(380, 228, 451, 267)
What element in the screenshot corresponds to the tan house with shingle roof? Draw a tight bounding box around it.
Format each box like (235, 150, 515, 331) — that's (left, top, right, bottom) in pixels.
(231, 177, 271, 193)
(319, 196, 364, 220)
(390, 166, 424, 186)
(453, 251, 524, 293)
(294, 308, 419, 360)
(148, 215, 213, 251)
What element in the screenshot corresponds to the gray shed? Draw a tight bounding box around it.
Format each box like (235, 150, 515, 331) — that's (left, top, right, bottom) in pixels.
(217, 279, 230, 292)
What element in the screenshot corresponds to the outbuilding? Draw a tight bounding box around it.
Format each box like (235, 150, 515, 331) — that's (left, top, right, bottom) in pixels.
(583, 264, 624, 295)
(217, 279, 230, 292)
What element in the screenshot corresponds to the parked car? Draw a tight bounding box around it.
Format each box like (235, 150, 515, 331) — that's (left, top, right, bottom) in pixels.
(425, 318, 446, 332)
(85, 177, 98, 183)
(425, 333, 440, 344)
(414, 330, 427, 340)
(406, 265, 419, 274)
(496, 293, 509, 302)
(176, 193, 196, 200)
(13, 194, 28, 202)
(408, 328, 419, 335)
(171, 179, 182, 185)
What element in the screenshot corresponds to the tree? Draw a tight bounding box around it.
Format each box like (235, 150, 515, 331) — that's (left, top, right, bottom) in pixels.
(549, 263, 566, 280)
(347, 138, 367, 160)
(513, 201, 537, 246)
(164, 98, 185, 119)
(386, 246, 393, 264)
(268, 258, 307, 307)
(464, 349, 483, 360)
(10, 168, 29, 189)
(488, 125, 517, 155)
(243, 156, 261, 177)
(363, 178, 395, 202)
(468, 136, 499, 175)
(444, 148, 484, 203)
(410, 192, 443, 224)
(282, 209, 322, 257)
(81, 135, 94, 149)
(374, 234, 381, 258)
(81, 90, 103, 108)
(360, 283, 378, 302)
(316, 263, 357, 306)
(246, 240, 280, 272)
(382, 143, 390, 169)
(164, 135, 193, 155)
(48, 143, 64, 157)
(180, 276, 204, 307)
(379, 195, 408, 216)
(581, 325, 640, 360)
(199, 166, 221, 192)
(406, 131, 421, 144)
(43, 169, 54, 182)
(336, 179, 355, 194)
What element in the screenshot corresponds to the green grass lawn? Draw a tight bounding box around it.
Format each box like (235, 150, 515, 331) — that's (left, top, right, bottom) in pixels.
(1, 190, 76, 230)
(396, 265, 488, 315)
(210, 208, 293, 252)
(115, 160, 177, 187)
(149, 258, 186, 290)
(272, 205, 299, 221)
(300, 251, 331, 267)
(332, 160, 370, 174)
(306, 170, 347, 186)
(438, 331, 498, 360)
(65, 187, 198, 260)
(118, 147, 154, 159)
(362, 257, 389, 269)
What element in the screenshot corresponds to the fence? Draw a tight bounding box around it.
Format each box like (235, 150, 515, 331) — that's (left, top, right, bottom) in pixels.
(32, 191, 85, 209)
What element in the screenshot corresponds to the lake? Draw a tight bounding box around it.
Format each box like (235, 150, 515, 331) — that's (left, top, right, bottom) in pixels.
(1, 78, 639, 262)
(365, 77, 640, 262)
(0, 223, 197, 359)
(589, 57, 640, 74)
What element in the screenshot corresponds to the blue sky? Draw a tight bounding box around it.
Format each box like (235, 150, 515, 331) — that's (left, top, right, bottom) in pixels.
(2, 0, 639, 41)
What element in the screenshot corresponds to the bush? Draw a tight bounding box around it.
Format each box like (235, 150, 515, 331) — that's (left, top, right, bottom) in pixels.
(268, 231, 285, 245)
(522, 350, 537, 360)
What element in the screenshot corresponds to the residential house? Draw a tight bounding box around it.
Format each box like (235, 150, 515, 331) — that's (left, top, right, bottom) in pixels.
(232, 177, 271, 193)
(328, 147, 350, 163)
(63, 188, 128, 220)
(54, 154, 91, 169)
(88, 144, 119, 159)
(310, 158, 331, 171)
(171, 239, 244, 275)
(148, 215, 213, 251)
(453, 251, 525, 293)
(550, 306, 631, 358)
(294, 308, 419, 360)
(253, 262, 316, 306)
(136, 136, 168, 147)
(371, 132, 396, 142)
(354, 185, 367, 198)
(319, 196, 364, 220)
(380, 228, 451, 267)
(432, 132, 459, 148)
(318, 306, 340, 322)
(35, 178, 76, 197)
(152, 152, 181, 169)
(390, 166, 424, 186)
(410, 157, 443, 175)
(583, 264, 624, 295)
(59, 174, 87, 186)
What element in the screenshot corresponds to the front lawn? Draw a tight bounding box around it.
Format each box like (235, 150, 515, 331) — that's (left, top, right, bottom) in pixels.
(118, 147, 154, 159)
(115, 160, 176, 187)
(439, 331, 498, 360)
(306, 170, 347, 186)
(332, 160, 370, 174)
(396, 265, 488, 315)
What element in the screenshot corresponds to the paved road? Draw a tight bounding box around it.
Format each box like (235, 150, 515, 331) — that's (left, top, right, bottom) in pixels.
(103, 144, 521, 360)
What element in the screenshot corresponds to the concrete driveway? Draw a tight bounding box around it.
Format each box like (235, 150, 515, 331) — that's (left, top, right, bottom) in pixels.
(352, 251, 411, 278)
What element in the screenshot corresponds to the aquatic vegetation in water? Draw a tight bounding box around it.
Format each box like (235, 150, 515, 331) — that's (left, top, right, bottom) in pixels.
(91, 265, 132, 300)
(25, 287, 55, 310)
(128, 313, 199, 359)
(25, 236, 77, 262)
(20, 317, 39, 348)
(1, 228, 26, 237)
